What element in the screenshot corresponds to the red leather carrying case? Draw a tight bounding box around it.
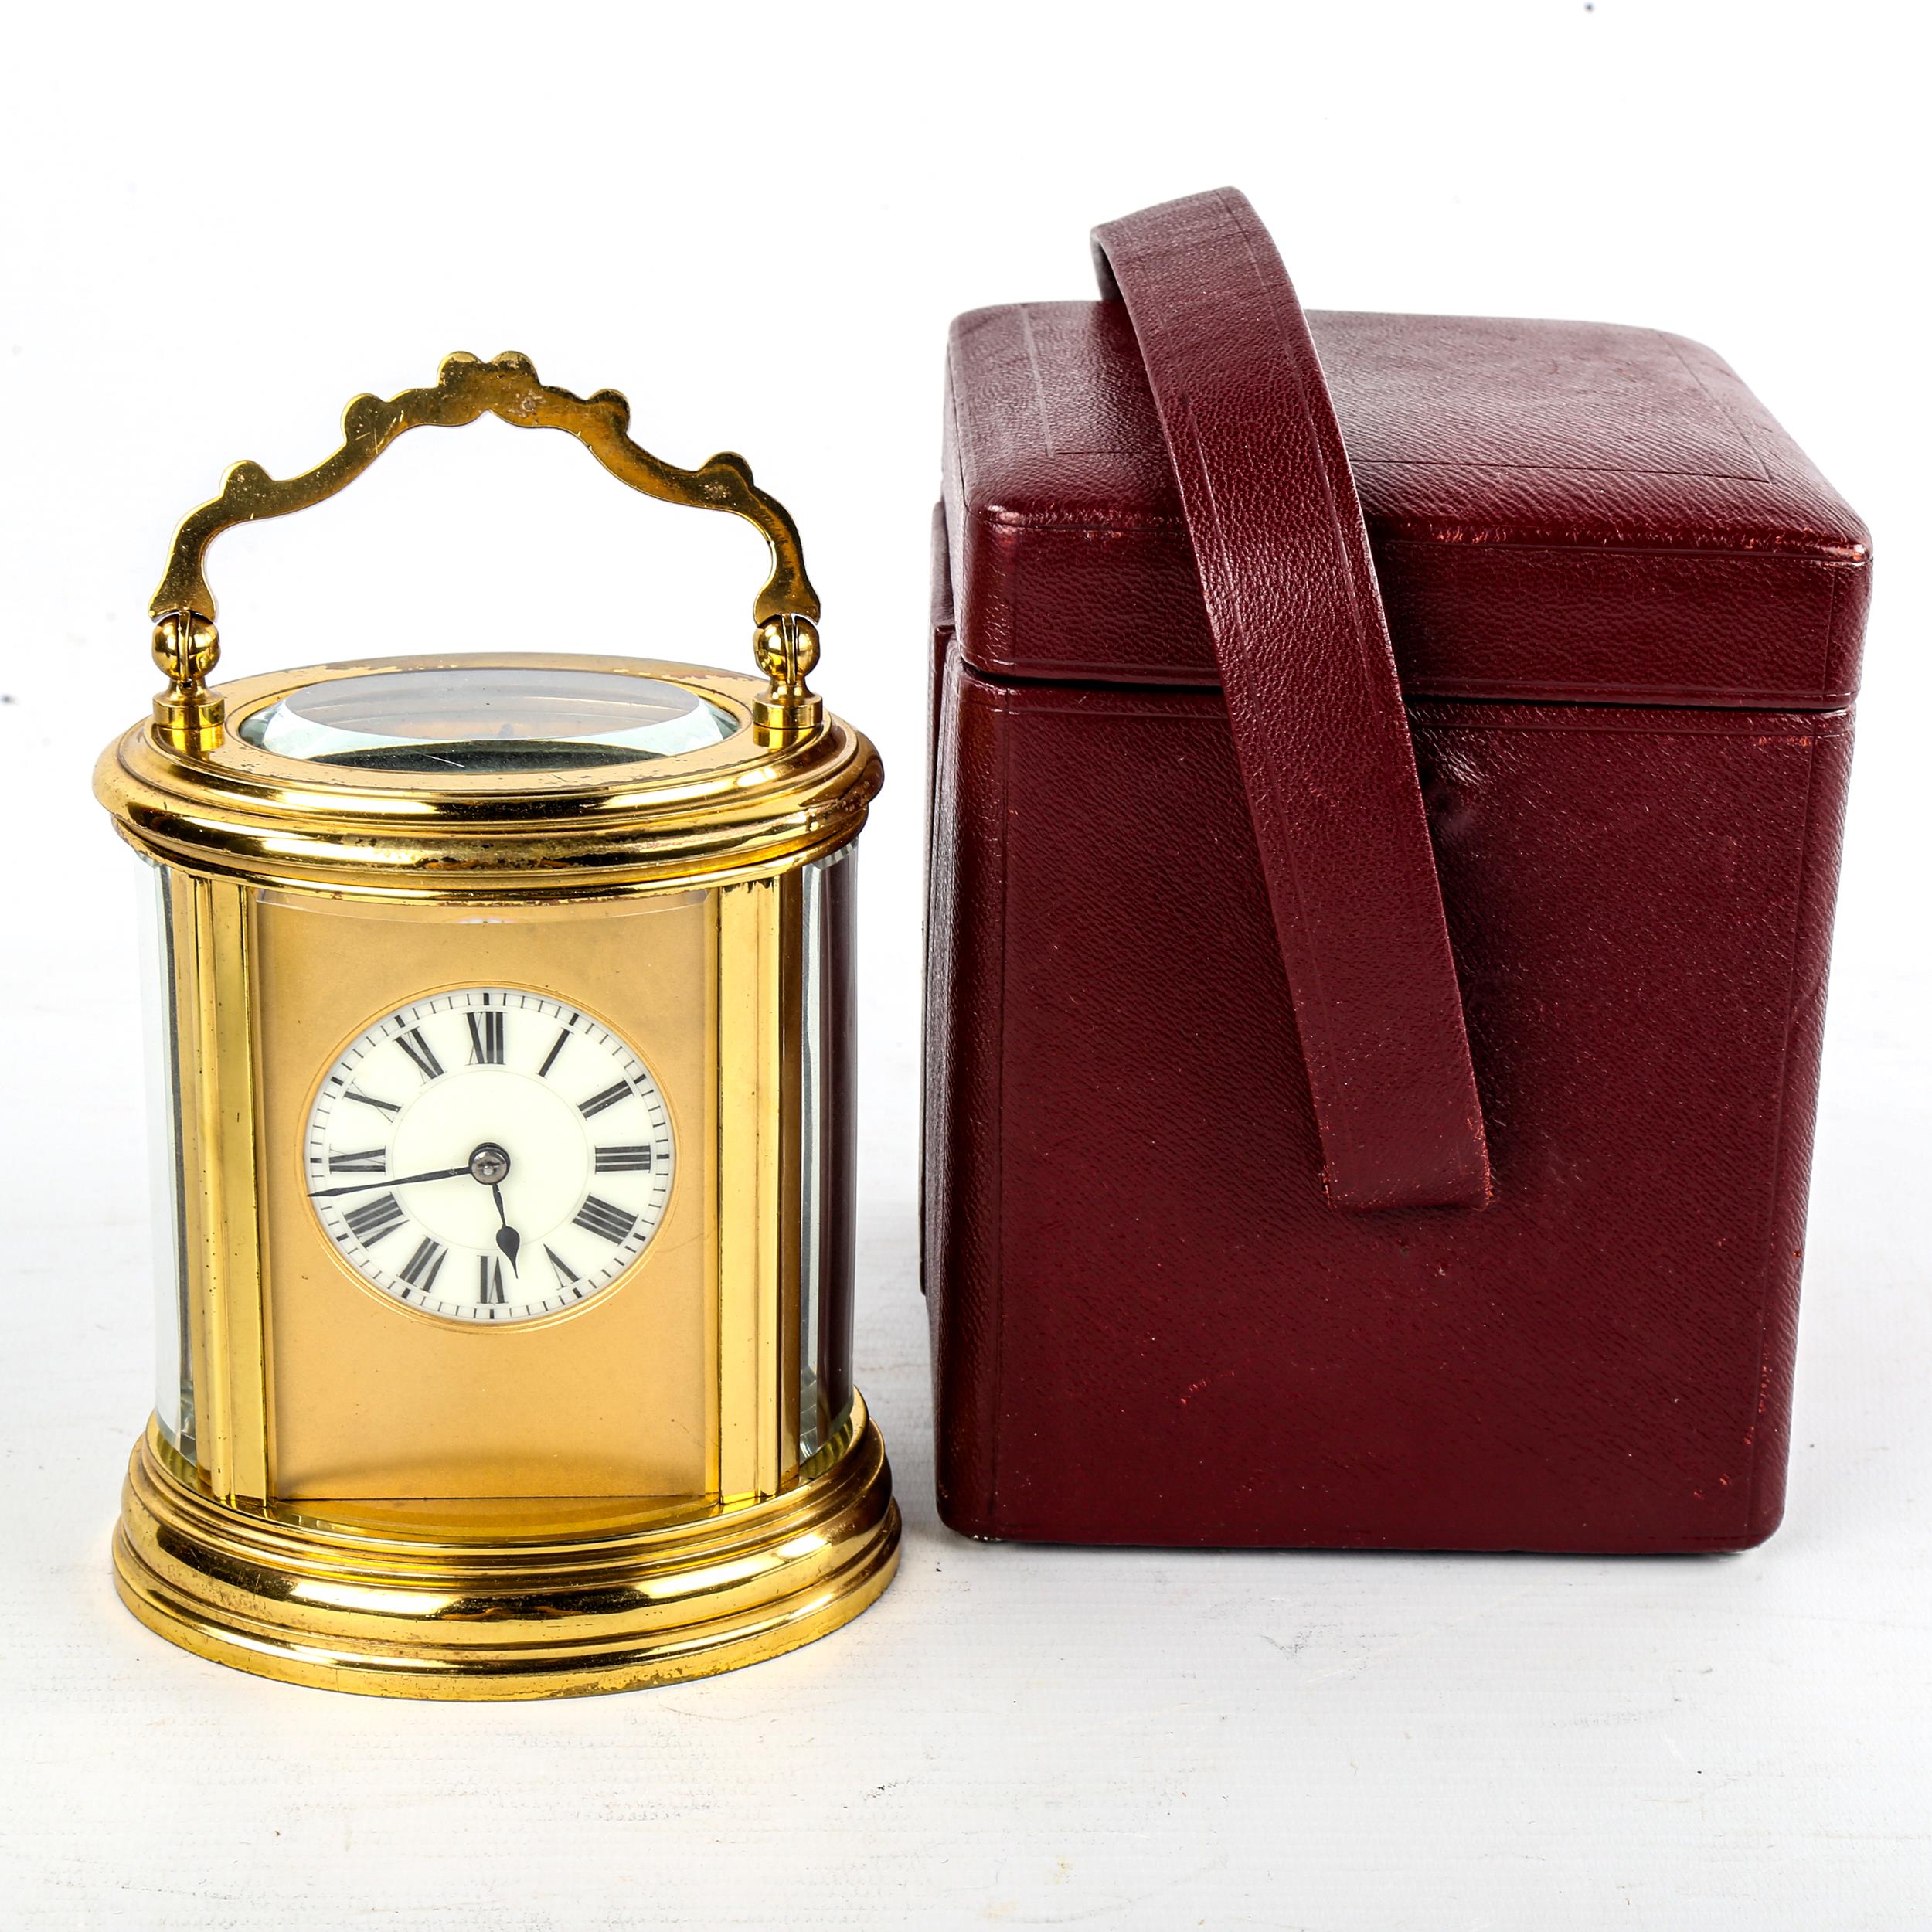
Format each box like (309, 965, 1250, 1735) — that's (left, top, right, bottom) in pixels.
(923, 189, 1870, 1551)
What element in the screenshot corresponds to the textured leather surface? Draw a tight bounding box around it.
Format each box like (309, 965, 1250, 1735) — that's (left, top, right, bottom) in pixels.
(926, 654, 1853, 1548)
(923, 191, 1870, 1551)
(1090, 190, 1489, 1213)
(944, 304, 1869, 703)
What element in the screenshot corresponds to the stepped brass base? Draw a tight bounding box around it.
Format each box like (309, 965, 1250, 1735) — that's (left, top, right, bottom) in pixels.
(113, 1396, 900, 1699)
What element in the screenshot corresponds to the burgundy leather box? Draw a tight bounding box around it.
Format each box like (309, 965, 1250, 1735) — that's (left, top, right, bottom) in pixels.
(923, 189, 1869, 1552)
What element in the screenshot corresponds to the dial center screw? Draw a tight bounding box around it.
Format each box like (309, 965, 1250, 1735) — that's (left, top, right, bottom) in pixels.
(468, 1142, 512, 1186)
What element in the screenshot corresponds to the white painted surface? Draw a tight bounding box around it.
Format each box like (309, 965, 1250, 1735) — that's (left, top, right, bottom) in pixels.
(2, 3, 1927, 1925)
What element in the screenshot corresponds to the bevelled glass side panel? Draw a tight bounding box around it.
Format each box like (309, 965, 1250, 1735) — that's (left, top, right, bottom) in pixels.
(798, 846, 857, 1461)
(138, 861, 194, 1454)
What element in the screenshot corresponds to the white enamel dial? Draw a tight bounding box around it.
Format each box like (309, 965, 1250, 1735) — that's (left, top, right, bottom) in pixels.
(304, 988, 675, 1323)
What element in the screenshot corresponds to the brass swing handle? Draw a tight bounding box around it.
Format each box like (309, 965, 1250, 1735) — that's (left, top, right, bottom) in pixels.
(147, 350, 825, 752)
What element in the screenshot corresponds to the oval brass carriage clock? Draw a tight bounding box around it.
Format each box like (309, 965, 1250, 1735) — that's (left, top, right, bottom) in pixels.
(94, 352, 898, 1697)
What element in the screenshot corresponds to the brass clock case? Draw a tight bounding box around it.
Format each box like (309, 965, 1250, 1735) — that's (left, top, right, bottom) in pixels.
(96, 355, 898, 1698)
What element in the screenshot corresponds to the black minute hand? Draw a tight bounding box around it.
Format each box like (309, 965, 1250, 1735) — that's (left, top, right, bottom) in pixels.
(309, 1165, 473, 1199)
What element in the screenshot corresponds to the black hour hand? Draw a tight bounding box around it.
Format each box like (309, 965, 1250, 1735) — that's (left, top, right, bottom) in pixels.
(491, 1182, 522, 1277)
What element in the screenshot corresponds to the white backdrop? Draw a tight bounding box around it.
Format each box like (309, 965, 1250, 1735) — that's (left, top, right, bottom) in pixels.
(2, 3, 1927, 1927)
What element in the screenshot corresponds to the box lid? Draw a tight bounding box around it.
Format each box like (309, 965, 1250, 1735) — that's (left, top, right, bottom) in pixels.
(944, 301, 1868, 707)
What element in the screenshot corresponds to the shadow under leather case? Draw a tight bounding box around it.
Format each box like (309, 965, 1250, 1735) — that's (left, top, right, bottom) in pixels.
(924, 225, 1869, 1550)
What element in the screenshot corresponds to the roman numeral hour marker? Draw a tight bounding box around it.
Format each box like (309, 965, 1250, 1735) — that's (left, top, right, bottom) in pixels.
(342, 1193, 406, 1247)
(398, 1238, 446, 1291)
(573, 1196, 638, 1245)
(395, 1027, 444, 1083)
(594, 1145, 654, 1173)
(579, 1081, 631, 1119)
(467, 1009, 505, 1065)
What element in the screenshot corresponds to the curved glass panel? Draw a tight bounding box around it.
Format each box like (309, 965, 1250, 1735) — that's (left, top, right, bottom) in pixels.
(238, 666, 738, 774)
(798, 845, 857, 1461)
(138, 860, 193, 1456)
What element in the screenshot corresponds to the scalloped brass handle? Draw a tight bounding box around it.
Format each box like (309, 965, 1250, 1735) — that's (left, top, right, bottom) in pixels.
(148, 351, 825, 752)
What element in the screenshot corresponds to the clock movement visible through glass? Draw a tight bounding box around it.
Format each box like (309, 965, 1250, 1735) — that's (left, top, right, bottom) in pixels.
(305, 987, 675, 1322)
(238, 665, 737, 774)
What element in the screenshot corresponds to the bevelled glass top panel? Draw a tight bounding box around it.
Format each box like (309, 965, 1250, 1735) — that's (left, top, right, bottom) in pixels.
(237, 667, 738, 774)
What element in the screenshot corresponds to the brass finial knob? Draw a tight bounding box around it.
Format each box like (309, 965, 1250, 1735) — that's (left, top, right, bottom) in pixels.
(151, 611, 225, 752)
(752, 614, 825, 743)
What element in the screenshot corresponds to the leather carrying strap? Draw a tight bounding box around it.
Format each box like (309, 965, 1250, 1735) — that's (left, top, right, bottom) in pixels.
(1093, 189, 1491, 1211)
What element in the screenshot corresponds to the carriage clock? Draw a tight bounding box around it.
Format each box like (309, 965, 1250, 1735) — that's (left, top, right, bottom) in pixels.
(94, 352, 899, 1697)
